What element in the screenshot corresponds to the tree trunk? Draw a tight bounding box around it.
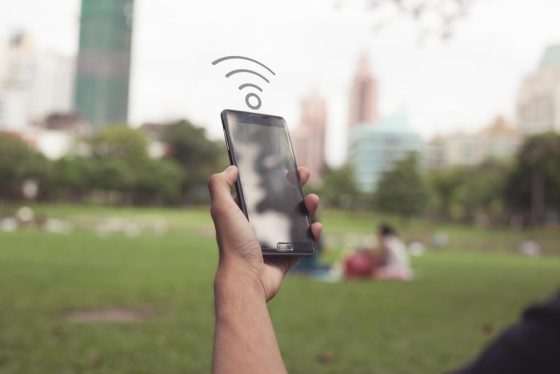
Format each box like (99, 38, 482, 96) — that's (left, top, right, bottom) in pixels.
(530, 168, 545, 225)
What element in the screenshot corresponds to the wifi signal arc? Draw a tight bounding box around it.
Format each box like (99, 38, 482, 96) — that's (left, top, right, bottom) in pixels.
(225, 69, 270, 83)
(239, 83, 262, 92)
(211, 56, 276, 75)
(212, 55, 275, 111)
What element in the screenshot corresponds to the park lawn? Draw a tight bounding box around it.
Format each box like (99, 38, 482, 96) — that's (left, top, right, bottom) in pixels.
(23, 203, 560, 254)
(0, 205, 559, 373)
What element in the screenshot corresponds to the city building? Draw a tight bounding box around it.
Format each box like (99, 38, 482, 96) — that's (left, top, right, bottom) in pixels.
(0, 32, 35, 130)
(348, 54, 379, 130)
(477, 116, 521, 161)
(517, 44, 560, 136)
(30, 52, 75, 123)
(0, 32, 74, 131)
(75, 0, 135, 129)
(426, 117, 521, 169)
(348, 113, 424, 192)
(29, 113, 88, 159)
(292, 96, 327, 185)
(424, 135, 445, 170)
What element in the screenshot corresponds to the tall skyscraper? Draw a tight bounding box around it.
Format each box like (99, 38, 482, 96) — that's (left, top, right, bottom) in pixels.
(75, 0, 134, 129)
(517, 44, 560, 136)
(348, 54, 379, 129)
(292, 95, 327, 185)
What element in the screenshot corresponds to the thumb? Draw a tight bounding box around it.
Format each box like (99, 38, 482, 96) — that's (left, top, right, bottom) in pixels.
(208, 166, 238, 210)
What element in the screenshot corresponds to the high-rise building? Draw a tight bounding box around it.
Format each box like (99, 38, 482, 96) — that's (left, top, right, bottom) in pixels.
(292, 96, 327, 185)
(75, 0, 135, 129)
(348, 113, 423, 192)
(517, 44, 560, 136)
(0, 33, 35, 130)
(348, 54, 379, 129)
(0, 32, 74, 131)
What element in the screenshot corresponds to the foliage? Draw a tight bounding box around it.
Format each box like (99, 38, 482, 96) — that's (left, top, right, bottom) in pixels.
(428, 165, 471, 220)
(130, 158, 184, 204)
(318, 165, 360, 209)
(429, 161, 511, 224)
(162, 120, 228, 203)
(89, 158, 136, 193)
(0, 121, 220, 205)
(0, 134, 51, 200)
(505, 133, 560, 224)
(50, 157, 93, 200)
(373, 153, 431, 217)
(49, 128, 185, 205)
(454, 162, 510, 224)
(87, 126, 149, 164)
(4, 122, 560, 223)
(351, 0, 476, 40)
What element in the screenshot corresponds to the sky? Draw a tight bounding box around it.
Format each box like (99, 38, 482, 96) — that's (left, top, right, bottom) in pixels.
(1, 0, 559, 165)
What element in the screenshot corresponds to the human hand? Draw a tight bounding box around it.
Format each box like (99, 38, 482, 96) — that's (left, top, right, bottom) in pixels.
(208, 165, 322, 301)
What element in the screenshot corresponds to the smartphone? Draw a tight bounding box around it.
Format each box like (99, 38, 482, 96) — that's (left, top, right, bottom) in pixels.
(221, 109, 316, 256)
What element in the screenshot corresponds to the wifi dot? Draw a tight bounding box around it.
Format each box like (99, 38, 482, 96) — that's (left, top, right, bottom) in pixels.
(245, 93, 262, 110)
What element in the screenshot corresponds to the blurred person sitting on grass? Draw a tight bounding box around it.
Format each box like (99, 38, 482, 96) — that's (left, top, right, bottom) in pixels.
(343, 224, 413, 281)
(208, 166, 560, 374)
(290, 214, 332, 278)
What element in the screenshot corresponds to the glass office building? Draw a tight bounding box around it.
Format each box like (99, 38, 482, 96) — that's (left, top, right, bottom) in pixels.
(348, 113, 424, 193)
(75, 0, 134, 128)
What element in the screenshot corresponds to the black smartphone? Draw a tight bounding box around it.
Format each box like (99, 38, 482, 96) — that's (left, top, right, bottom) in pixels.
(221, 109, 316, 256)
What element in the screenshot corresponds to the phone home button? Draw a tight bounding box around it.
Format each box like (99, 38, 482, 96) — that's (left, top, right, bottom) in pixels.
(276, 243, 294, 252)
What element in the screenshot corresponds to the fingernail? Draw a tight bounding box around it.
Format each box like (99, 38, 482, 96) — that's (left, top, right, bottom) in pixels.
(225, 165, 235, 173)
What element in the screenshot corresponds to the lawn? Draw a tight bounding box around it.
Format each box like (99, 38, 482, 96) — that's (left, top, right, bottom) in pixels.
(0, 204, 559, 373)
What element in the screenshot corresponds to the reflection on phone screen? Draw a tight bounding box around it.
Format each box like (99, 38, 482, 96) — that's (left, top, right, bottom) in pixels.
(229, 117, 312, 250)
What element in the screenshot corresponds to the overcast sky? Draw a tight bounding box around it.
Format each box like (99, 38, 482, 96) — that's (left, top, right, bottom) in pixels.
(1, 0, 559, 165)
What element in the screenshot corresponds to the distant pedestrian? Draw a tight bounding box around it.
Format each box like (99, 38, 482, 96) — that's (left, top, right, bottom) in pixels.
(344, 224, 413, 281)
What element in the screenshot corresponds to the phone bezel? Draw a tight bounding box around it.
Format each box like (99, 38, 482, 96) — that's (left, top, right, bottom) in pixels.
(220, 109, 316, 256)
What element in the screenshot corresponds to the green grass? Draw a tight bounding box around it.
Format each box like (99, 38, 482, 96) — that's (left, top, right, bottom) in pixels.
(0, 205, 559, 373)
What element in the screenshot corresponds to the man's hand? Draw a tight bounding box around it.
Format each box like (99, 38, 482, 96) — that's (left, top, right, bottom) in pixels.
(209, 165, 321, 374)
(208, 165, 322, 301)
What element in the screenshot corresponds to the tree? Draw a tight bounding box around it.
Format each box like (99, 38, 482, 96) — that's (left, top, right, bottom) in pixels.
(0, 134, 51, 201)
(450, 161, 510, 224)
(131, 158, 184, 204)
(428, 161, 511, 224)
(428, 165, 471, 220)
(338, 0, 475, 40)
(51, 157, 94, 201)
(318, 165, 360, 209)
(87, 126, 149, 164)
(505, 133, 560, 225)
(90, 158, 135, 194)
(162, 120, 228, 203)
(373, 153, 431, 217)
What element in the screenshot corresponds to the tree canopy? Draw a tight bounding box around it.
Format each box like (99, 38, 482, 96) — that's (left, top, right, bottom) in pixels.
(373, 153, 431, 217)
(505, 133, 560, 224)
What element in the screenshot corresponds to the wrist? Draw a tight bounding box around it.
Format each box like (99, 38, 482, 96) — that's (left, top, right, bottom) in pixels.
(214, 260, 266, 310)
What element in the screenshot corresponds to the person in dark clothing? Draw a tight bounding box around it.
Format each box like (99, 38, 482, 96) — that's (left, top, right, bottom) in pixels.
(208, 166, 560, 374)
(452, 291, 560, 374)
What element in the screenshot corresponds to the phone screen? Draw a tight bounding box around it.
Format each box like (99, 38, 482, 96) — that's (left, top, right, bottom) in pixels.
(222, 110, 315, 255)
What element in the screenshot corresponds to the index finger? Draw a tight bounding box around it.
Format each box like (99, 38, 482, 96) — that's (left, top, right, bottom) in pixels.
(208, 166, 238, 206)
(298, 166, 310, 186)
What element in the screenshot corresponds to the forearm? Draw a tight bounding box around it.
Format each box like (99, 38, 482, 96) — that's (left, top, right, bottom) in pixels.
(212, 265, 287, 374)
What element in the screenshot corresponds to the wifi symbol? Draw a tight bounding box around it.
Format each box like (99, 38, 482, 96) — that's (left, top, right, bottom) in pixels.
(212, 56, 276, 110)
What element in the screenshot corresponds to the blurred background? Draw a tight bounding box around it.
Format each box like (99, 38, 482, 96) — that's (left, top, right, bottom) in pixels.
(0, 0, 559, 373)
